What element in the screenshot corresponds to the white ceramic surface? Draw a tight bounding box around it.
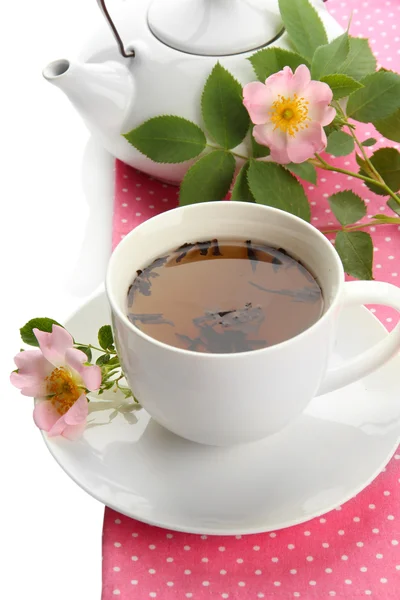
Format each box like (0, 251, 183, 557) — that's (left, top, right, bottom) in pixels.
(148, 0, 283, 56)
(42, 0, 343, 181)
(44, 289, 400, 535)
(106, 202, 400, 446)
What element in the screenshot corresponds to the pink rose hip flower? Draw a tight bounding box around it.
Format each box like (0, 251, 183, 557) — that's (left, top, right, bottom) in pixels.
(10, 325, 101, 440)
(243, 65, 336, 164)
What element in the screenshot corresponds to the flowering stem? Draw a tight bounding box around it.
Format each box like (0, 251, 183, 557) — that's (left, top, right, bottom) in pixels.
(321, 218, 400, 234)
(349, 127, 384, 184)
(312, 155, 400, 207)
(312, 102, 400, 207)
(75, 342, 117, 354)
(334, 102, 385, 186)
(313, 155, 380, 185)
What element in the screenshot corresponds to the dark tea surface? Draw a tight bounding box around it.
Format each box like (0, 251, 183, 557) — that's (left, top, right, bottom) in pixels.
(126, 239, 323, 353)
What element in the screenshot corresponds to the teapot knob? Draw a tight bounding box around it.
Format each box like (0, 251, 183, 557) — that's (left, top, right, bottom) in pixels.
(96, 0, 135, 58)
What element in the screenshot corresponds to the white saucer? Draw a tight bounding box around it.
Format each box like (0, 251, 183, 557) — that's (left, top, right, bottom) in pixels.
(43, 291, 400, 535)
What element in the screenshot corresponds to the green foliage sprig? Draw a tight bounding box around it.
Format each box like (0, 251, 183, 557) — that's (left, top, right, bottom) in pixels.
(20, 319, 137, 403)
(123, 0, 400, 280)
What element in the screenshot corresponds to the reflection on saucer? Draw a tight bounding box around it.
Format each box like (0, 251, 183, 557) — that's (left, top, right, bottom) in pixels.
(43, 291, 400, 535)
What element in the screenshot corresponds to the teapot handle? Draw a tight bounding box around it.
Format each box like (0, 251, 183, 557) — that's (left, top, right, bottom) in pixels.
(96, 0, 136, 58)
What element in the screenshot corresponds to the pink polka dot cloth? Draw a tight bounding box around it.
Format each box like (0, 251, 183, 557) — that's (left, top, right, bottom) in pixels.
(105, 1, 400, 597)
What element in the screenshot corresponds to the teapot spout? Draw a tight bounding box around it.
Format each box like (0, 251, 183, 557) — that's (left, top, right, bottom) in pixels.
(43, 59, 133, 141)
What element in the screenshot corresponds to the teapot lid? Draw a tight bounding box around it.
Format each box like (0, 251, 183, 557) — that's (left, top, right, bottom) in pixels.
(148, 0, 283, 56)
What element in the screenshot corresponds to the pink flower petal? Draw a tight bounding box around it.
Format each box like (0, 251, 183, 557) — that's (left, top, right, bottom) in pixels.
(286, 122, 327, 163)
(319, 106, 336, 127)
(64, 347, 88, 369)
(62, 421, 87, 441)
(14, 349, 53, 377)
(47, 415, 68, 438)
(303, 80, 333, 108)
(291, 65, 311, 94)
(253, 124, 291, 164)
(243, 82, 274, 125)
(80, 365, 102, 391)
(33, 400, 60, 431)
(63, 393, 88, 425)
(252, 123, 272, 147)
(21, 385, 47, 398)
(11, 349, 53, 397)
(10, 370, 40, 391)
(307, 100, 336, 127)
(34, 325, 74, 367)
(47, 395, 88, 440)
(65, 348, 101, 391)
(264, 66, 296, 99)
(245, 65, 334, 167)
(11, 372, 48, 397)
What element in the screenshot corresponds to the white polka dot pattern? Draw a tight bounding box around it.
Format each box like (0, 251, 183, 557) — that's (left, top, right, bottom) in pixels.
(107, 2, 400, 598)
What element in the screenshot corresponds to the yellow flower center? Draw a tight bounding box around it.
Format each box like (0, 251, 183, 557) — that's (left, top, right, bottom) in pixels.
(270, 94, 310, 136)
(46, 367, 81, 415)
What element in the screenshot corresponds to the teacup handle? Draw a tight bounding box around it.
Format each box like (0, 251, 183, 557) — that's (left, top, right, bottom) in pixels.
(317, 281, 400, 396)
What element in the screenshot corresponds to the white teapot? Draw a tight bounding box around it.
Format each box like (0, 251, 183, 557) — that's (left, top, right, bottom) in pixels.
(43, 0, 341, 183)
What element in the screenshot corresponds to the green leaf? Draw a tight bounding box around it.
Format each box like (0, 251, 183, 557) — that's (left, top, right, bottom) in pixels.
(387, 196, 400, 216)
(311, 32, 349, 80)
(361, 137, 377, 147)
(320, 74, 363, 100)
(328, 190, 367, 226)
(20, 318, 64, 347)
(336, 37, 377, 82)
(76, 346, 92, 362)
(286, 162, 317, 184)
(201, 63, 250, 149)
(326, 130, 355, 157)
(360, 148, 400, 196)
(324, 116, 345, 138)
(102, 381, 115, 391)
(123, 116, 206, 163)
(372, 213, 400, 224)
(102, 362, 120, 374)
(98, 325, 114, 351)
(375, 108, 400, 143)
(248, 47, 309, 82)
(179, 151, 235, 206)
(247, 161, 311, 221)
(355, 153, 370, 172)
(346, 71, 400, 123)
(231, 163, 255, 202)
(355, 154, 365, 169)
(251, 132, 270, 158)
(102, 368, 120, 383)
(278, 0, 328, 62)
(107, 356, 120, 367)
(335, 231, 373, 280)
(119, 386, 134, 399)
(96, 353, 110, 366)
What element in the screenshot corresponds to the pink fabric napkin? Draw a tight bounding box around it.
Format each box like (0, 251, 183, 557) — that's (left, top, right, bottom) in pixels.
(103, 1, 400, 597)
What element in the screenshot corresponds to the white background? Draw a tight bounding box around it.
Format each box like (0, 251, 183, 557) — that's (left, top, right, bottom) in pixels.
(2, 1, 115, 598)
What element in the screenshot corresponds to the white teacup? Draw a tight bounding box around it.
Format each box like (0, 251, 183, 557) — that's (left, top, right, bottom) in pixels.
(106, 202, 400, 446)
